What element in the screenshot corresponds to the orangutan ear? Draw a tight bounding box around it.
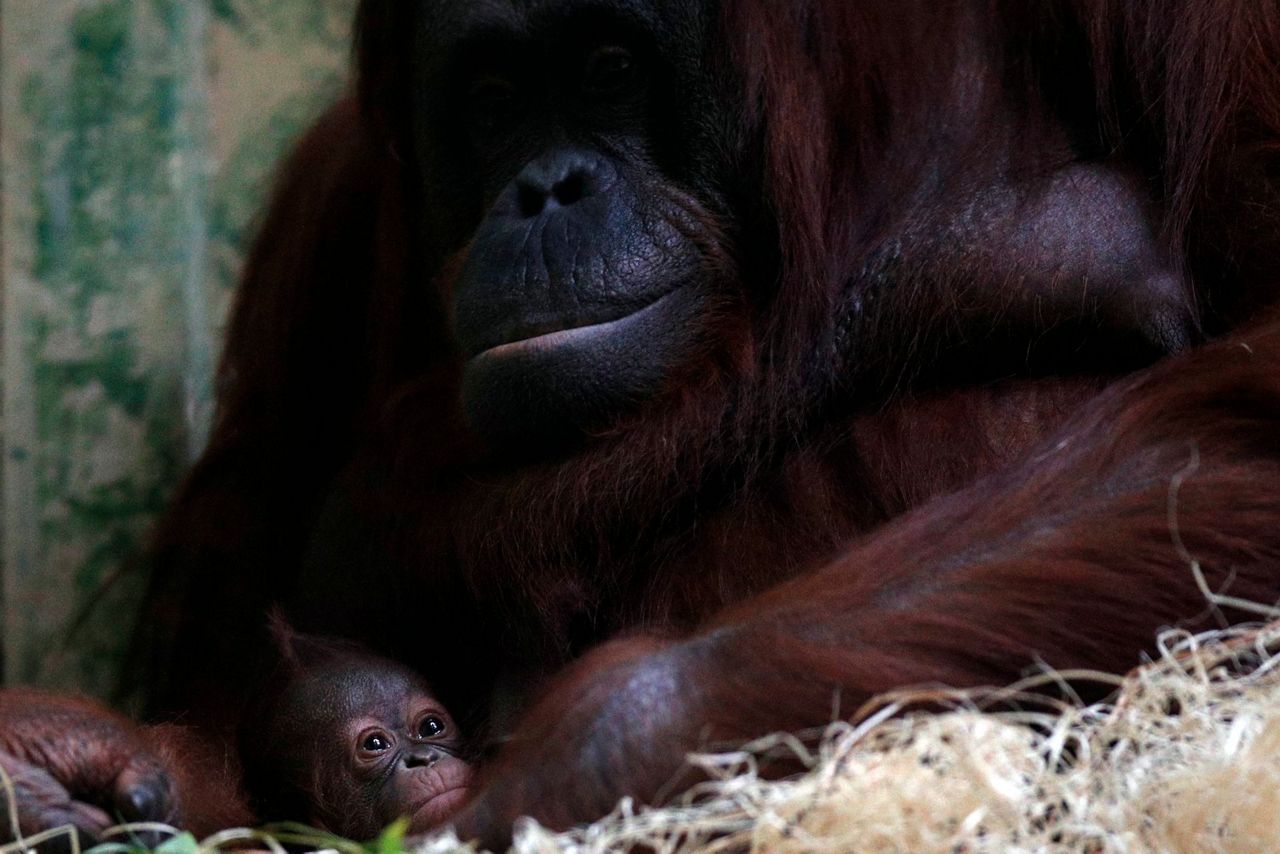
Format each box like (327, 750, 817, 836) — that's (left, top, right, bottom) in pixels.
(265, 608, 369, 673)
(265, 608, 303, 669)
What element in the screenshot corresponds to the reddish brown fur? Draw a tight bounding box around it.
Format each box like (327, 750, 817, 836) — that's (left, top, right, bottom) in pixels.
(0, 690, 249, 845)
(2, 0, 1279, 847)
(454, 314, 1280, 835)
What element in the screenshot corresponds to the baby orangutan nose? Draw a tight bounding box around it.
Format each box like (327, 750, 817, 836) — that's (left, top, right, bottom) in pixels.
(404, 749, 440, 769)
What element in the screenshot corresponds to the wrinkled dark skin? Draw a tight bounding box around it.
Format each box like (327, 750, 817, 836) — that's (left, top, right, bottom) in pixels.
(406, 0, 1194, 448)
(239, 632, 472, 840)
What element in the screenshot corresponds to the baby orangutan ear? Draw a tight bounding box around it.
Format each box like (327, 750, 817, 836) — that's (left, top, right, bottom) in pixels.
(266, 608, 303, 669)
(264, 609, 358, 674)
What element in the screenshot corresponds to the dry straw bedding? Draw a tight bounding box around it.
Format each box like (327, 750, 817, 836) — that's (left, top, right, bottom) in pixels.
(432, 621, 1280, 854)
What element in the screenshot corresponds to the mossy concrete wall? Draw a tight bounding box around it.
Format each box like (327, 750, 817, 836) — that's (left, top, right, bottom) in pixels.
(0, 0, 355, 697)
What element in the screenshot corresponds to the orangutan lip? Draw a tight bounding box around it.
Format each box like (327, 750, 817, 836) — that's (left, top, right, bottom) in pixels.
(472, 290, 677, 361)
(418, 784, 469, 806)
(409, 784, 471, 830)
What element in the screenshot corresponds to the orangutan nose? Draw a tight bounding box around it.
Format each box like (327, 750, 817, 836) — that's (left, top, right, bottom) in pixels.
(403, 749, 441, 769)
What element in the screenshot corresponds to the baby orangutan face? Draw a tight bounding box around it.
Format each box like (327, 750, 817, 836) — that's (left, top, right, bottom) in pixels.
(324, 662, 473, 836)
(245, 641, 473, 840)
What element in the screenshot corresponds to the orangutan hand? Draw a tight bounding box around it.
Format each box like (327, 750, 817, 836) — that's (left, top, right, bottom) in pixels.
(0, 688, 176, 851)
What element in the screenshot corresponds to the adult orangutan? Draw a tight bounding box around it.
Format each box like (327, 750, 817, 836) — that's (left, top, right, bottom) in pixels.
(2, 0, 1279, 848)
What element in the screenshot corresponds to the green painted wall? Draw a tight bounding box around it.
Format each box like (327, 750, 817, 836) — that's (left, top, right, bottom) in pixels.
(0, 0, 356, 697)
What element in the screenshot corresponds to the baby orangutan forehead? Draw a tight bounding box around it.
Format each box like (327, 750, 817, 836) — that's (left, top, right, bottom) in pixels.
(283, 659, 431, 725)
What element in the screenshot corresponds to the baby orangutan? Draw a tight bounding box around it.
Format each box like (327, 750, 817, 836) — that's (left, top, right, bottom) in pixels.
(239, 622, 472, 840)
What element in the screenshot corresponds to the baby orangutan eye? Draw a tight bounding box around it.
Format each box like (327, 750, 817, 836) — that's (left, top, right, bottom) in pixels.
(360, 731, 392, 754)
(417, 716, 446, 739)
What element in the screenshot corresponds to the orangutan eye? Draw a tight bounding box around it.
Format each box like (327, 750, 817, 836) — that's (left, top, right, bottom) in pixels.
(361, 732, 391, 753)
(417, 716, 446, 738)
(582, 45, 639, 96)
(468, 76, 519, 134)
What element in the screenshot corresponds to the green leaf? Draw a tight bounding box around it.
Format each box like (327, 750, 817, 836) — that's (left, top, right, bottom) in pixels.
(367, 818, 410, 854)
(153, 832, 201, 854)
